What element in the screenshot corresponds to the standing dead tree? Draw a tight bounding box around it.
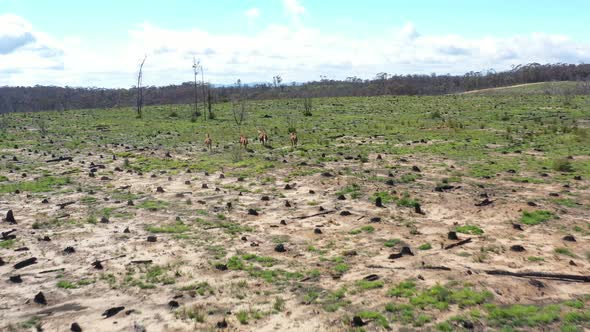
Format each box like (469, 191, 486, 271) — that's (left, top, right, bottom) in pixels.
(232, 100, 247, 131)
(136, 55, 147, 119)
(191, 57, 201, 122)
(200, 63, 207, 120)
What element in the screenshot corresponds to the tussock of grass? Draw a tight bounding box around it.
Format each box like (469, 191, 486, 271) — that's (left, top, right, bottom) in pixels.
(521, 210, 555, 225)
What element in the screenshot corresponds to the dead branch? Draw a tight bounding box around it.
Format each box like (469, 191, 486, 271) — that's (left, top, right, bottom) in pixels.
(291, 210, 336, 220)
(444, 238, 472, 250)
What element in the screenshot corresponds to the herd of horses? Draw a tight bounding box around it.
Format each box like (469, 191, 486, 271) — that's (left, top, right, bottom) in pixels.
(203, 130, 297, 151)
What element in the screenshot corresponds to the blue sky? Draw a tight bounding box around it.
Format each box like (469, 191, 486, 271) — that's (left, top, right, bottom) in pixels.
(1, 0, 590, 87)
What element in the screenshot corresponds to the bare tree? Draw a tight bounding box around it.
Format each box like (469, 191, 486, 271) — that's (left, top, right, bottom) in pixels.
(232, 99, 247, 131)
(207, 88, 214, 119)
(200, 63, 207, 120)
(191, 57, 200, 122)
(136, 55, 147, 119)
(303, 97, 312, 116)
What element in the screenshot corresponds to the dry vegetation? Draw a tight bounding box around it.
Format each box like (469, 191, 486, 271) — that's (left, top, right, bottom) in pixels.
(1, 89, 589, 331)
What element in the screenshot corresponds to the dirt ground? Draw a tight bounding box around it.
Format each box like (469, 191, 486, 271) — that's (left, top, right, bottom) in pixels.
(1, 144, 589, 331)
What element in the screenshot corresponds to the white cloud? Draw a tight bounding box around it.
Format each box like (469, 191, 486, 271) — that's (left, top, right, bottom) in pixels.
(1, 14, 590, 88)
(283, 0, 305, 16)
(245, 8, 260, 19)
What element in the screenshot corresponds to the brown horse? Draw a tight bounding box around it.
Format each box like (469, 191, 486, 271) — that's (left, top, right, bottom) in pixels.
(204, 133, 212, 151)
(239, 134, 249, 149)
(289, 132, 298, 148)
(258, 129, 268, 146)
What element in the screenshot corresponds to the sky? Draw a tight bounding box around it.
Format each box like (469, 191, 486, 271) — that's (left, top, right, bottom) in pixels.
(1, 0, 590, 88)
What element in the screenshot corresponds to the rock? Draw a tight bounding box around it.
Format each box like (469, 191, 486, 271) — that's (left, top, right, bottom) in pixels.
(261, 196, 270, 201)
(274, 244, 286, 252)
(512, 223, 523, 231)
(9, 275, 22, 283)
(321, 172, 333, 177)
(156, 186, 165, 193)
(219, 174, 225, 179)
(100, 217, 109, 224)
(123, 227, 130, 233)
(5, 210, 16, 224)
(202, 183, 208, 189)
(217, 319, 228, 328)
(376, 154, 382, 160)
(34, 291, 47, 305)
(340, 211, 351, 216)
(462, 320, 474, 329)
(184, 180, 191, 185)
(41, 199, 49, 204)
(147, 236, 157, 242)
(280, 220, 287, 225)
(285, 201, 291, 207)
(527, 202, 537, 207)
(510, 245, 525, 252)
(168, 300, 179, 309)
(412, 166, 421, 172)
(0, 257, 4, 266)
(70, 322, 82, 332)
(318, 206, 325, 211)
(370, 217, 381, 223)
(92, 261, 103, 270)
(314, 228, 322, 234)
(63, 246, 76, 254)
(215, 263, 228, 271)
(448, 231, 459, 240)
(102, 306, 125, 318)
(563, 235, 576, 242)
(284, 184, 292, 190)
(247, 209, 259, 216)
(337, 194, 346, 200)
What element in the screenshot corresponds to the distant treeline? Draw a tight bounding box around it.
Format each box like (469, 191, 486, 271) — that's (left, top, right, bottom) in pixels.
(1, 63, 590, 113)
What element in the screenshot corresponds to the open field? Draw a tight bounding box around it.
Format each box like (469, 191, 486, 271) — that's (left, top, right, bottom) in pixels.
(1, 91, 589, 331)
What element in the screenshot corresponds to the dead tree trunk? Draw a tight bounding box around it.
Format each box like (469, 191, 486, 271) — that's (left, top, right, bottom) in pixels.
(136, 56, 147, 119)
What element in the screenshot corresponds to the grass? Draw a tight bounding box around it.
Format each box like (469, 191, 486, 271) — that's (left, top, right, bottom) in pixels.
(0, 239, 16, 249)
(455, 225, 484, 235)
(521, 210, 555, 225)
(336, 183, 362, 199)
(418, 243, 432, 250)
(136, 200, 168, 211)
(485, 304, 561, 327)
(555, 247, 576, 257)
(349, 225, 375, 235)
(146, 221, 189, 233)
(356, 280, 384, 291)
(383, 238, 401, 247)
(0, 176, 70, 193)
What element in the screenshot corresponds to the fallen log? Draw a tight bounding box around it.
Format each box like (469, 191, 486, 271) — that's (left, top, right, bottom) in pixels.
(421, 266, 452, 271)
(46, 156, 72, 163)
(444, 238, 472, 250)
(292, 210, 335, 220)
(39, 268, 65, 274)
(14, 257, 37, 269)
(2, 229, 16, 239)
(57, 201, 76, 209)
(485, 270, 590, 283)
